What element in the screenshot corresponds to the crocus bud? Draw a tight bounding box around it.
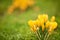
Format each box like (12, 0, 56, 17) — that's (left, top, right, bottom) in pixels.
(50, 16, 55, 22)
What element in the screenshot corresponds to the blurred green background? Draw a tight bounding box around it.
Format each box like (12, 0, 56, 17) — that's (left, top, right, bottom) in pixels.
(0, 0, 60, 40)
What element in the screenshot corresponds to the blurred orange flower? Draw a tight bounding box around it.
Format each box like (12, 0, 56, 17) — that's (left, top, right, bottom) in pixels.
(8, 0, 35, 14)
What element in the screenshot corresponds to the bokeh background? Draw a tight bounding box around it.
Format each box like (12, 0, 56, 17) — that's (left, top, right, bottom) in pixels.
(0, 0, 60, 40)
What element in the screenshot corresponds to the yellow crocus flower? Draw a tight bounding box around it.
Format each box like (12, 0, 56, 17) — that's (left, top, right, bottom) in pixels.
(43, 14, 48, 22)
(38, 14, 48, 22)
(42, 24, 45, 31)
(39, 19, 45, 31)
(36, 19, 45, 31)
(36, 19, 44, 26)
(28, 20, 37, 32)
(40, 19, 44, 26)
(48, 22, 58, 33)
(35, 19, 41, 27)
(38, 15, 44, 25)
(31, 25, 37, 32)
(50, 16, 55, 22)
(38, 14, 43, 19)
(45, 21, 50, 29)
(37, 14, 46, 31)
(28, 20, 36, 27)
(28, 14, 58, 34)
(50, 22, 57, 30)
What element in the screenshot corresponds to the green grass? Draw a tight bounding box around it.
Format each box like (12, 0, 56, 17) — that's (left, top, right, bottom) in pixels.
(0, 0, 60, 40)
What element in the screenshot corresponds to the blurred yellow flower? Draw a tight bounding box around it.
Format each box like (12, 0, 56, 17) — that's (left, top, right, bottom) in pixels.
(50, 22, 57, 30)
(27, 0, 35, 6)
(36, 19, 45, 31)
(48, 22, 58, 33)
(28, 14, 58, 40)
(8, 0, 35, 13)
(38, 14, 48, 22)
(38, 17, 44, 25)
(28, 20, 36, 27)
(42, 25, 45, 31)
(38, 14, 43, 19)
(30, 25, 37, 32)
(28, 20, 37, 32)
(8, 5, 14, 14)
(45, 21, 50, 29)
(50, 16, 55, 22)
(35, 19, 41, 27)
(43, 14, 48, 22)
(37, 14, 48, 31)
(28, 14, 58, 33)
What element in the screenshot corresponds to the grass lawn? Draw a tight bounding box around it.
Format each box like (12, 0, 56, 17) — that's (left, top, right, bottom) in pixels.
(0, 0, 60, 40)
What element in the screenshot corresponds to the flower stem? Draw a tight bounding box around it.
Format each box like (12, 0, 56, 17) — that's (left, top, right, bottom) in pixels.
(35, 31, 41, 40)
(44, 32, 48, 40)
(45, 33, 51, 40)
(37, 30, 41, 38)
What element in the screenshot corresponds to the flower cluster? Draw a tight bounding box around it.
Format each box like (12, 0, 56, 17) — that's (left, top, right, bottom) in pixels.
(8, 0, 35, 14)
(28, 14, 58, 40)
